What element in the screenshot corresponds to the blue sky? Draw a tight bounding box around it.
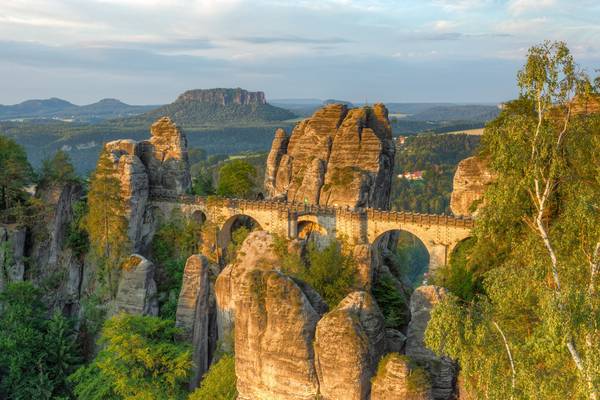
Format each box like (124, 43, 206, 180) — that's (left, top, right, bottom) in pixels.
(0, 0, 598, 104)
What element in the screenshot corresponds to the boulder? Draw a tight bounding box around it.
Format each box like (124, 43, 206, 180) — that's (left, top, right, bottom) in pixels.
(234, 269, 321, 400)
(140, 117, 191, 195)
(371, 353, 433, 400)
(175, 255, 218, 389)
(406, 286, 457, 400)
(114, 254, 159, 316)
(265, 103, 395, 209)
(314, 291, 386, 400)
(450, 156, 494, 217)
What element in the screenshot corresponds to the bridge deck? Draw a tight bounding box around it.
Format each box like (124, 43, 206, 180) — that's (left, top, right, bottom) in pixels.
(149, 193, 475, 228)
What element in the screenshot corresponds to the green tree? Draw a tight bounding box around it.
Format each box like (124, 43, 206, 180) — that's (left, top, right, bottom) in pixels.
(425, 41, 600, 400)
(0, 136, 33, 211)
(69, 313, 192, 400)
(0, 282, 80, 399)
(38, 150, 77, 188)
(85, 150, 130, 296)
(216, 160, 256, 198)
(188, 355, 237, 400)
(192, 168, 215, 196)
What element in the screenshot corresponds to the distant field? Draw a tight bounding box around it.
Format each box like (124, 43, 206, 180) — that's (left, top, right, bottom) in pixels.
(443, 128, 485, 135)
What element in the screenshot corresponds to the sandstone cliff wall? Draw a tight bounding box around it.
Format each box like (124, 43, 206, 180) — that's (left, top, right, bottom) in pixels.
(450, 156, 494, 217)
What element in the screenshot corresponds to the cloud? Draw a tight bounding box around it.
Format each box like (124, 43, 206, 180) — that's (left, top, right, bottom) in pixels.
(234, 35, 352, 45)
(432, 20, 460, 32)
(507, 0, 557, 15)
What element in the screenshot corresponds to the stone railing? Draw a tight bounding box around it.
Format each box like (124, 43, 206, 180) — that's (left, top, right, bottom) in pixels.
(148, 191, 474, 228)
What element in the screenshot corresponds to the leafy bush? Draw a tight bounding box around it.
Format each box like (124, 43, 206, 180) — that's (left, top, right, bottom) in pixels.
(69, 314, 192, 400)
(216, 160, 256, 198)
(278, 240, 356, 307)
(188, 355, 237, 400)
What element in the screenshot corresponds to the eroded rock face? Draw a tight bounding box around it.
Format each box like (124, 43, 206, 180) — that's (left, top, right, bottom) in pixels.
(235, 269, 321, 400)
(175, 254, 218, 389)
(314, 291, 386, 400)
(214, 231, 281, 352)
(114, 254, 159, 316)
(265, 103, 395, 209)
(371, 353, 433, 400)
(176, 88, 266, 106)
(406, 286, 457, 400)
(450, 156, 494, 217)
(0, 225, 26, 292)
(140, 117, 191, 195)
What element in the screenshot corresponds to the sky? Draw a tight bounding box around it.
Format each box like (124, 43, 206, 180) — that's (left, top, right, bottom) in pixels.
(0, 0, 599, 105)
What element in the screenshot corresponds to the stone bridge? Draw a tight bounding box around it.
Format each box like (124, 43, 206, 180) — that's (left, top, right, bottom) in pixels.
(149, 193, 474, 271)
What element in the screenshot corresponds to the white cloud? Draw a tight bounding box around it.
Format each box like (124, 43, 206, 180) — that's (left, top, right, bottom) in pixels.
(507, 0, 557, 16)
(432, 19, 459, 31)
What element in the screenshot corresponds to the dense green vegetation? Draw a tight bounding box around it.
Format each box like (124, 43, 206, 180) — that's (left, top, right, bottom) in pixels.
(426, 42, 600, 399)
(188, 355, 237, 400)
(277, 239, 356, 307)
(391, 133, 480, 214)
(151, 212, 203, 319)
(70, 314, 192, 400)
(216, 159, 258, 198)
(0, 136, 34, 212)
(0, 282, 81, 399)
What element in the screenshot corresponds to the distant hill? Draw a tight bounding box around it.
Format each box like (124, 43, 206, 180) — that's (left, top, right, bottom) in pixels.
(0, 97, 158, 122)
(126, 88, 296, 127)
(405, 105, 500, 122)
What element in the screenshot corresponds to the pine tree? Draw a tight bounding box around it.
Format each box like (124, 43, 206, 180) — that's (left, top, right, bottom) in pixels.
(85, 150, 130, 297)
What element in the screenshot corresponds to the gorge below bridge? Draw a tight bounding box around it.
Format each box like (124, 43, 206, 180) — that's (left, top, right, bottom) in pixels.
(150, 192, 474, 271)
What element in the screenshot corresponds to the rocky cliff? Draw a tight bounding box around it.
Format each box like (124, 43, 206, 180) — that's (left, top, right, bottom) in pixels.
(265, 103, 395, 209)
(176, 88, 266, 106)
(450, 156, 494, 217)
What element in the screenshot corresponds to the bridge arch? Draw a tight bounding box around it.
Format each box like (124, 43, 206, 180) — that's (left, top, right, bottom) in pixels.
(218, 214, 263, 249)
(191, 209, 207, 225)
(372, 230, 430, 285)
(296, 215, 328, 242)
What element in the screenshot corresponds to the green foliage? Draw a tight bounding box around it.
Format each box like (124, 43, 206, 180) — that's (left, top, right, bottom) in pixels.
(426, 42, 600, 399)
(151, 211, 202, 319)
(69, 313, 192, 400)
(0, 282, 81, 399)
(192, 168, 215, 196)
(188, 355, 237, 400)
(372, 274, 408, 329)
(38, 150, 77, 188)
(385, 232, 430, 286)
(85, 150, 130, 296)
(391, 134, 480, 214)
(226, 226, 250, 264)
(216, 159, 257, 198)
(66, 199, 90, 258)
(431, 238, 483, 301)
(0, 136, 33, 211)
(280, 240, 356, 307)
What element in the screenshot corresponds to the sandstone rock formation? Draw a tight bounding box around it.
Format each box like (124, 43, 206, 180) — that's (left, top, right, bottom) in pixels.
(371, 353, 433, 400)
(114, 254, 159, 316)
(140, 117, 191, 195)
(406, 286, 457, 400)
(314, 291, 386, 400)
(0, 225, 26, 292)
(450, 156, 495, 217)
(175, 254, 218, 389)
(265, 103, 395, 209)
(234, 269, 322, 400)
(176, 88, 266, 106)
(214, 230, 282, 352)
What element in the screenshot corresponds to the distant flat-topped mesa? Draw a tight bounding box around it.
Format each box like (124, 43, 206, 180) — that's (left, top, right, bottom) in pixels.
(176, 88, 266, 106)
(265, 103, 396, 209)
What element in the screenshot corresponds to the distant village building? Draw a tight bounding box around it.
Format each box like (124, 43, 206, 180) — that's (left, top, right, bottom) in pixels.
(398, 171, 424, 180)
(396, 136, 407, 145)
